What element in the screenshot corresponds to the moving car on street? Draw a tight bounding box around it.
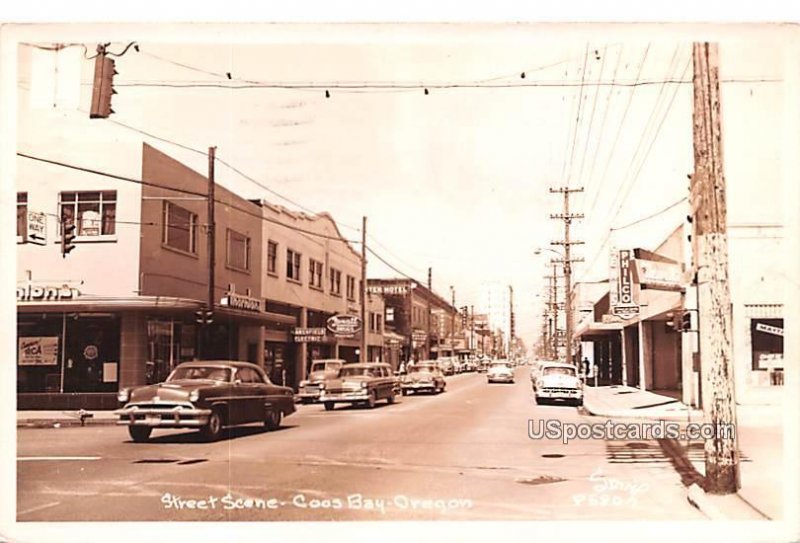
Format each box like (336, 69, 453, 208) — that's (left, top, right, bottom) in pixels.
(487, 360, 515, 384)
(319, 362, 397, 410)
(116, 361, 296, 442)
(296, 359, 345, 403)
(534, 362, 583, 406)
(400, 361, 446, 395)
(437, 357, 456, 376)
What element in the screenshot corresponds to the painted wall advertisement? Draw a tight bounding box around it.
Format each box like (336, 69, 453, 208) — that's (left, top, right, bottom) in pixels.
(18, 336, 59, 366)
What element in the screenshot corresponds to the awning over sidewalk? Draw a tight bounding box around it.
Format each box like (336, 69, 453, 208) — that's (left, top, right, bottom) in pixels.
(575, 320, 623, 339)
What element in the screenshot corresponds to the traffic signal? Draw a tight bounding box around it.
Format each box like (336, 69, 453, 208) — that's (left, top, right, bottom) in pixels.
(680, 311, 692, 332)
(90, 51, 117, 118)
(195, 309, 214, 325)
(61, 219, 76, 257)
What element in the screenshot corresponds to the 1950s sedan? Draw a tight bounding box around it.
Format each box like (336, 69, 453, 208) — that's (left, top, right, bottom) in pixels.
(400, 361, 446, 395)
(296, 358, 345, 403)
(116, 361, 296, 442)
(318, 362, 398, 410)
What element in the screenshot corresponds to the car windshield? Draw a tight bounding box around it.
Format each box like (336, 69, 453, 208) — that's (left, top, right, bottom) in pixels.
(168, 366, 231, 382)
(543, 366, 576, 377)
(410, 365, 437, 374)
(311, 361, 342, 372)
(491, 364, 510, 370)
(339, 367, 375, 378)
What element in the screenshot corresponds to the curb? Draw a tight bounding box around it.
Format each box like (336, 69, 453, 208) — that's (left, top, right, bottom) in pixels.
(18, 418, 119, 428)
(686, 483, 770, 521)
(582, 398, 703, 422)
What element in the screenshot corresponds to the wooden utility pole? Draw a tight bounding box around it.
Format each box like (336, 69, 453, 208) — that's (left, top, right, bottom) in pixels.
(450, 286, 456, 356)
(691, 42, 739, 494)
(360, 216, 367, 363)
(202, 146, 217, 360)
(550, 187, 584, 365)
(427, 267, 432, 359)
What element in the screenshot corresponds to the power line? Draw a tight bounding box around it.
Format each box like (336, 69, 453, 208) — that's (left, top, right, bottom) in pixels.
(103, 117, 361, 233)
(366, 246, 425, 286)
(575, 45, 608, 197)
(610, 197, 688, 232)
(566, 43, 590, 186)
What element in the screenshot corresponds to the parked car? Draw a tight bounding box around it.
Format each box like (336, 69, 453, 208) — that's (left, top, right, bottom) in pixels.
(296, 359, 345, 403)
(487, 361, 515, 384)
(319, 362, 397, 410)
(437, 357, 456, 376)
(116, 361, 296, 442)
(401, 361, 446, 395)
(463, 358, 477, 372)
(534, 362, 583, 406)
(476, 356, 490, 373)
(530, 359, 559, 388)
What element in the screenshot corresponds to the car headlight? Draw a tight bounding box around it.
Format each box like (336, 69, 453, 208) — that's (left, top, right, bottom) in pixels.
(117, 388, 130, 403)
(188, 390, 200, 402)
(360, 381, 368, 389)
(318, 382, 326, 390)
(299, 380, 309, 387)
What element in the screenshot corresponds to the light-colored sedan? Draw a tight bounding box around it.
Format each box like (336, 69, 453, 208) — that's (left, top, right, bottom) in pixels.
(487, 361, 515, 384)
(534, 362, 583, 406)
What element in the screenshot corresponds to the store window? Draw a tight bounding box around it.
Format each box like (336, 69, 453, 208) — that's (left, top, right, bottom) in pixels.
(59, 191, 116, 237)
(751, 318, 783, 374)
(226, 229, 250, 272)
(162, 201, 198, 254)
(17, 192, 27, 239)
(146, 319, 197, 385)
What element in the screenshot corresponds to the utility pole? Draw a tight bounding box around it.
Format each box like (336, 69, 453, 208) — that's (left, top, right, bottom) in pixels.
(450, 286, 456, 356)
(550, 186, 584, 366)
(427, 267, 432, 359)
(204, 146, 217, 360)
(691, 42, 739, 494)
(508, 285, 514, 359)
(360, 216, 367, 363)
(470, 305, 475, 356)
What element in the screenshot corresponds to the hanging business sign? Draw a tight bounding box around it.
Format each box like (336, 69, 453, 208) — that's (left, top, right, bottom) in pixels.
(327, 314, 362, 338)
(411, 329, 428, 344)
(755, 323, 784, 337)
(633, 259, 684, 291)
(18, 337, 59, 366)
(610, 248, 640, 320)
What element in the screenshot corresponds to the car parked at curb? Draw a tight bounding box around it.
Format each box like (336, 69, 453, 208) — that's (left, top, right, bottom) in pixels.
(487, 360, 515, 384)
(319, 362, 397, 410)
(116, 361, 296, 442)
(400, 361, 446, 395)
(534, 362, 583, 406)
(296, 359, 345, 403)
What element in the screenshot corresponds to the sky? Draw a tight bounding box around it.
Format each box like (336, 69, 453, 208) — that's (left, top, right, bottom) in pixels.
(7, 22, 791, 346)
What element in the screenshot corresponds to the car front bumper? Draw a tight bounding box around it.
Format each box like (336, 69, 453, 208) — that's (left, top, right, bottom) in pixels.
(488, 375, 514, 382)
(401, 382, 436, 392)
(116, 405, 213, 427)
(320, 391, 370, 403)
(537, 388, 583, 400)
(296, 386, 323, 401)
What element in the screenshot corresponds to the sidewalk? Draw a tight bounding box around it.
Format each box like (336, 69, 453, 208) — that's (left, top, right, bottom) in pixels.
(583, 384, 703, 421)
(17, 409, 119, 428)
(583, 385, 784, 521)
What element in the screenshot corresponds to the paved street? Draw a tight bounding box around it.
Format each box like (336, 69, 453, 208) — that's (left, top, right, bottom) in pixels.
(17, 368, 704, 521)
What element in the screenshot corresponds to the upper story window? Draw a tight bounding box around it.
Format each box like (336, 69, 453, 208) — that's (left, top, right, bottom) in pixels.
(386, 307, 395, 323)
(226, 229, 251, 272)
(17, 192, 27, 239)
(309, 258, 323, 289)
(287, 248, 302, 282)
(329, 267, 342, 296)
(267, 240, 278, 275)
(369, 312, 384, 333)
(346, 275, 356, 301)
(162, 201, 198, 254)
(59, 191, 116, 236)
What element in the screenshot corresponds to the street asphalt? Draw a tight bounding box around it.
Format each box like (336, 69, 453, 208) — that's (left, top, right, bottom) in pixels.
(16, 368, 706, 521)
